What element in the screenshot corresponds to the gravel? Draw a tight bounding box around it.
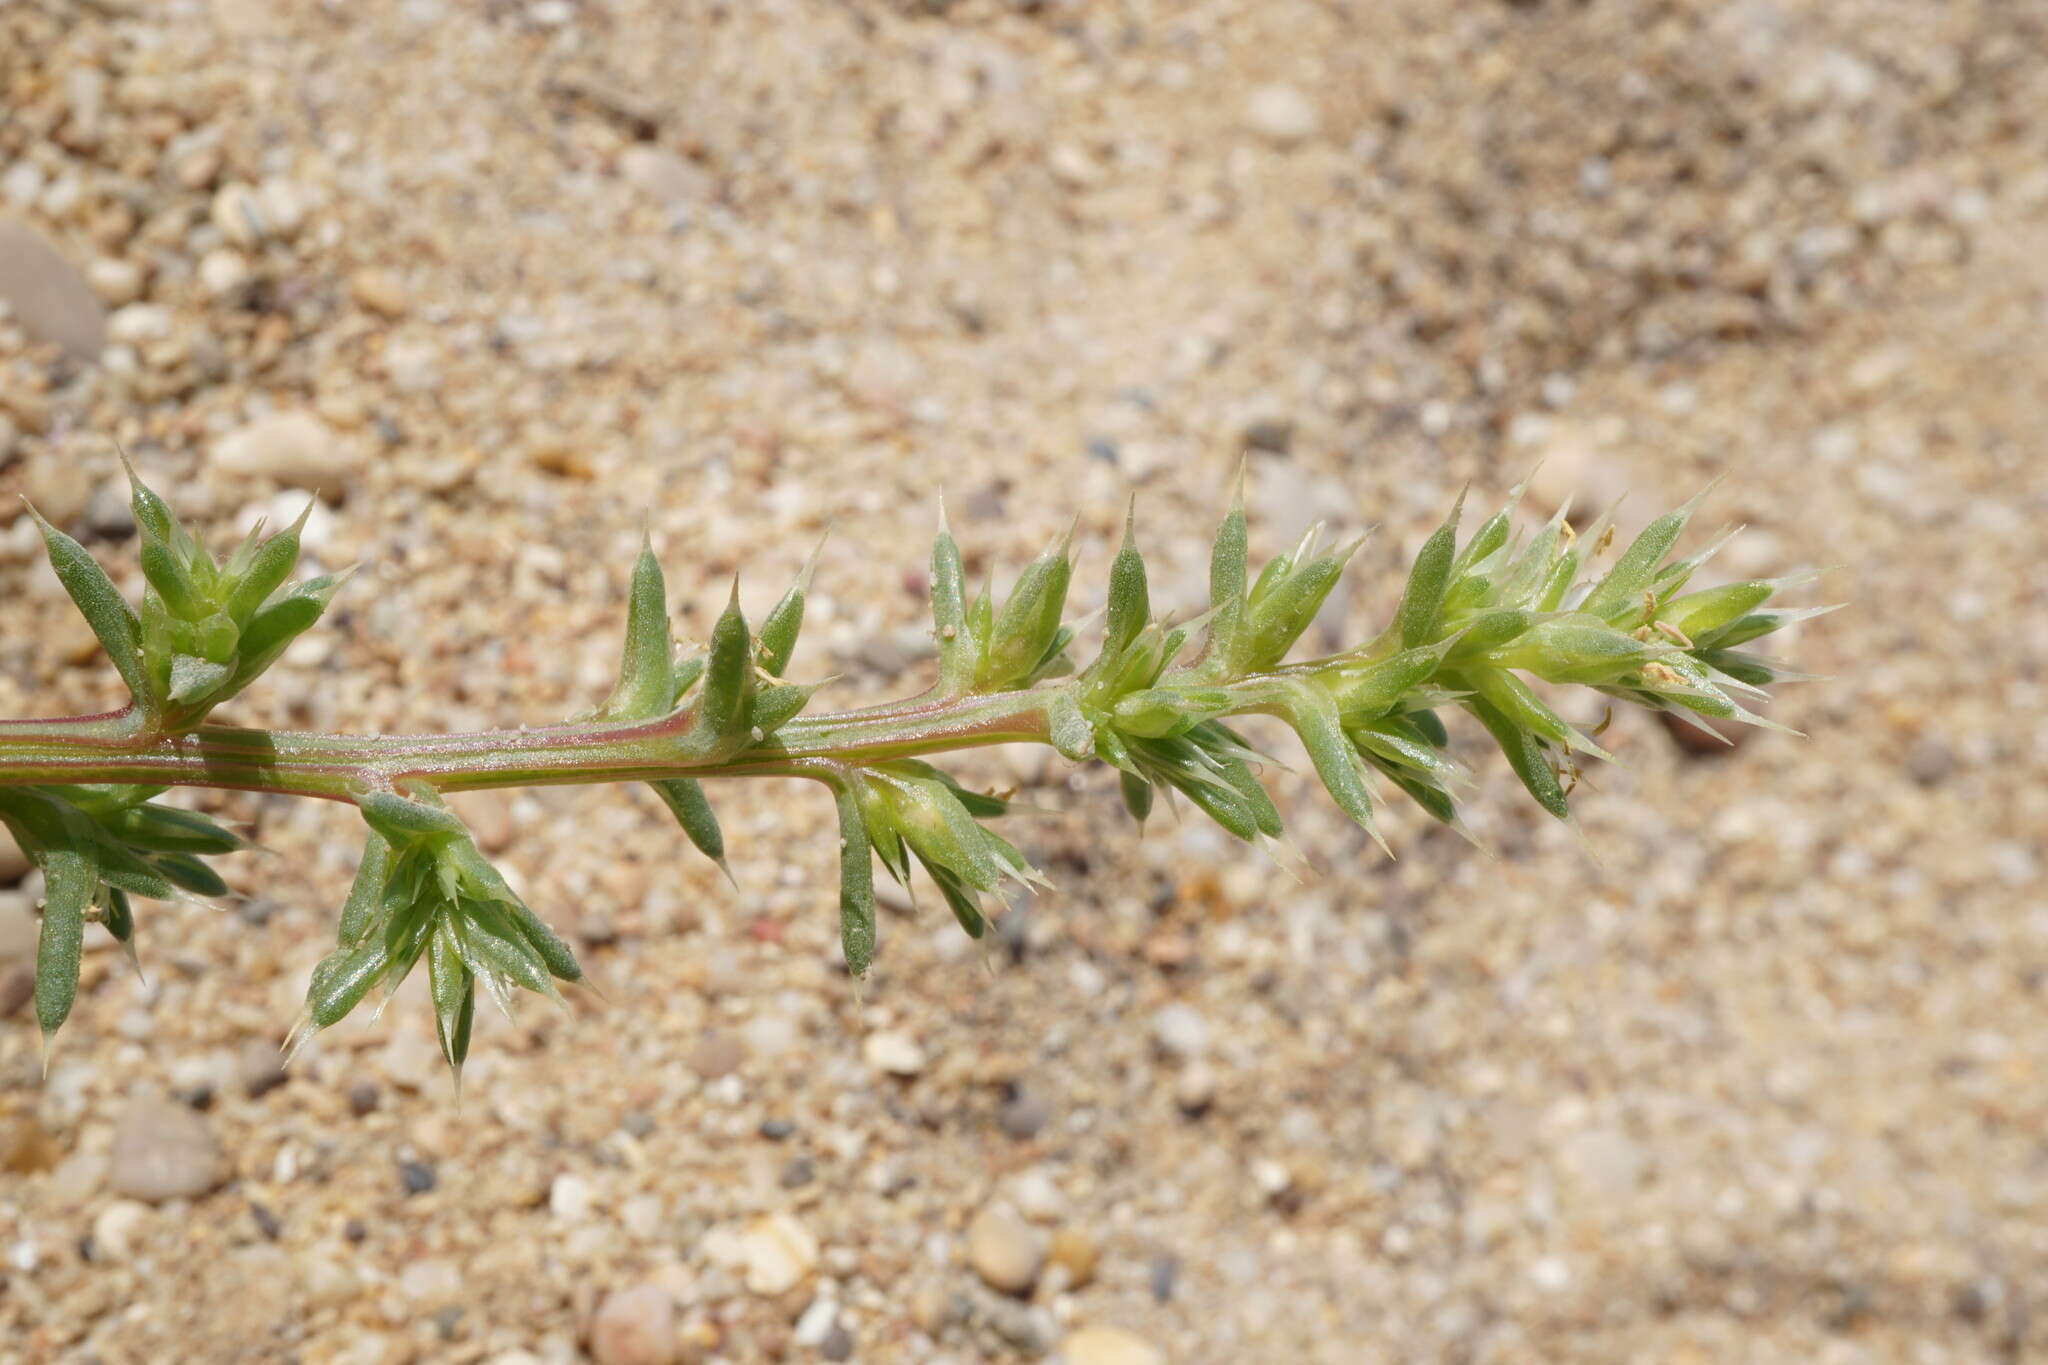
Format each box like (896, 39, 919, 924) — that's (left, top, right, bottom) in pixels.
(1, 0, 2042, 1360)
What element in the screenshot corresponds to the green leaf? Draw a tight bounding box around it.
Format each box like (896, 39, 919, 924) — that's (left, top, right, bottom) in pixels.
(1580, 491, 1705, 622)
(108, 803, 244, 856)
(138, 530, 211, 620)
(747, 682, 815, 735)
(337, 833, 395, 945)
(227, 570, 348, 694)
(757, 537, 821, 679)
(832, 782, 876, 978)
(1327, 644, 1448, 722)
(223, 501, 310, 625)
(1119, 771, 1153, 825)
(306, 939, 392, 1029)
(36, 847, 95, 1042)
(103, 886, 135, 945)
(150, 851, 229, 898)
(694, 581, 753, 743)
(1663, 581, 1774, 642)
(455, 901, 559, 1001)
(930, 515, 973, 693)
(167, 654, 233, 706)
(358, 791, 467, 845)
(598, 539, 676, 721)
(428, 922, 474, 1076)
(916, 852, 987, 939)
(1492, 616, 1654, 686)
(1285, 684, 1383, 848)
(1102, 503, 1150, 659)
(649, 778, 728, 871)
(1466, 695, 1571, 821)
(1240, 541, 1358, 671)
(1203, 488, 1249, 668)
(29, 506, 151, 706)
(1047, 688, 1093, 761)
(499, 897, 582, 983)
(978, 531, 1072, 691)
(1395, 491, 1463, 648)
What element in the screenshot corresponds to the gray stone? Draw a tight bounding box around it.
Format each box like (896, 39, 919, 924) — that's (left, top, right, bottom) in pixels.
(108, 1096, 229, 1203)
(1150, 1003, 1209, 1060)
(0, 217, 105, 360)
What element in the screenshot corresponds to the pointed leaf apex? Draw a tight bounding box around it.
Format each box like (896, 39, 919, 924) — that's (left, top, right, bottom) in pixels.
(797, 529, 829, 591)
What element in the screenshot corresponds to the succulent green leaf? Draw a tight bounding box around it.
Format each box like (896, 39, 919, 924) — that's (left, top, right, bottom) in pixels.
(500, 896, 583, 984)
(931, 516, 973, 692)
(748, 682, 815, 734)
(599, 540, 676, 721)
(223, 503, 309, 625)
(1467, 695, 1571, 821)
(150, 851, 229, 898)
(1581, 492, 1703, 622)
(1663, 580, 1774, 642)
(428, 922, 475, 1076)
(1203, 491, 1249, 667)
(35, 847, 94, 1042)
(103, 886, 135, 945)
(1286, 685, 1383, 848)
(649, 778, 727, 869)
(978, 533, 1072, 690)
(337, 833, 394, 946)
(757, 538, 821, 679)
(1047, 688, 1093, 761)
(30, 506, 151, 707)
(694, 581, 753, 743)
(108, 804, 244, 856)
(307, 938, 392, 1029)
(358, 791, 467, 845)
(832, 782, 876, 978)
(1119, 771, 1153, 826)
(1395, 491, 1463, 648)
(1102, 503, 1149, 659)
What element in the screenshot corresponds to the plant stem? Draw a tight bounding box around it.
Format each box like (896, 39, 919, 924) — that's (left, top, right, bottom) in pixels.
(0, 688, 1063, 801)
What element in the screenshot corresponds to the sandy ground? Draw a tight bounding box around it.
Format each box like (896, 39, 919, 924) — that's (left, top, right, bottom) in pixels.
(3, 1, 2046, 1362)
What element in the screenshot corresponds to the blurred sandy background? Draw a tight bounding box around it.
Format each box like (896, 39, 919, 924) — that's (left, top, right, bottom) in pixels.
(3, 2, 2046, 1362)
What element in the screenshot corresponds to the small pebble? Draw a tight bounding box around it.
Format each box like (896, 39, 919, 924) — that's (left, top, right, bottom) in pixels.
(398, 1160, 437, 1196)
(966, 1204, 1045, 1296)
(107, 1096, 229, 1203)
(1061, 1325, 1166, 1365)
(239, 1039, 288, 1098)
(1173, 1063, 1218, 1116)
(739, 1212, 818, 1295)
(91, 1200, 151, 1262)
(1046, 1228, 1099, 1290)
(589, 1283, 677, 1365)
(549, 1172, 594, 1220)
(214, 411, 361, 488)
(1150, 1003, 1209, 1061)
(1243, 84, 1320, 145)
(0, 216, 105, 359)
(349, 267, 410, 318)
(688, 1033, 745, 1079)
(998, 1086, 1051, 1140)
(863, 1029, 927, 1077)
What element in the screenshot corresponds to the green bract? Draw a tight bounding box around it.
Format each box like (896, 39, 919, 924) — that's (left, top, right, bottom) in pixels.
(2, 469, 1825, 1086)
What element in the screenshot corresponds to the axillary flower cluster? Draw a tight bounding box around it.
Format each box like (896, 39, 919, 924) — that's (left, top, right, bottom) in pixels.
(0, 463, 1824, 1081)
